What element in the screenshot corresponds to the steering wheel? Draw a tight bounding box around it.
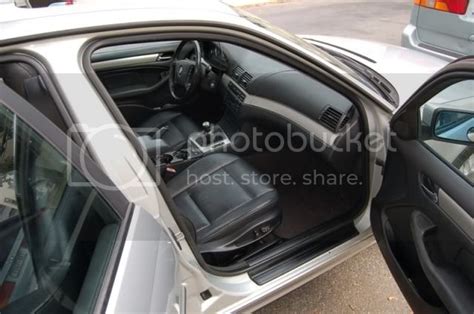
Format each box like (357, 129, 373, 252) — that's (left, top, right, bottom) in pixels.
(169, 40, 202, 101)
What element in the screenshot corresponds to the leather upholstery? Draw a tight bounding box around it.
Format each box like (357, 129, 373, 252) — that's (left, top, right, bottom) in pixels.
(0, 62, 67, 131)
(138, 110, 200, 151)
(168, 153, 280, 251)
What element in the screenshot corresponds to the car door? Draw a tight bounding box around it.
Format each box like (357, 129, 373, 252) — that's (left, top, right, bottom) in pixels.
(371, 57, 473, 314)
(0, 80, 179, 313)
(91, 41, 180, 126)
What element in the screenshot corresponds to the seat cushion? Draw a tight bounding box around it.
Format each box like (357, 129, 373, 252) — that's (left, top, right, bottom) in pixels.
(139, 110, 199, 151)
(168, 153, 280, 252)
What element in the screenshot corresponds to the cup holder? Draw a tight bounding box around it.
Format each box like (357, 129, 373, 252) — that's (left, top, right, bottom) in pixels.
(160, 153, 173, 164)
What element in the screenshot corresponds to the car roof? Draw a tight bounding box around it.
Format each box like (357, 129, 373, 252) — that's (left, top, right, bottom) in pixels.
(0, 0, 241, 44)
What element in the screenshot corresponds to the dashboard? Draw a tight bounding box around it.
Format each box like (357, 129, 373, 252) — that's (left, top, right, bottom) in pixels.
(202, 41, 361, 172)
(202, 42, 228, 71)
(92, 40, 362, 172)
(203, 42, 357, 132)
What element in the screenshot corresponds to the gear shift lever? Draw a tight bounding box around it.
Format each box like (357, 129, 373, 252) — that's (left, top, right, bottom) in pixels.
(202, 121, 214, 133)
(202, 121, 214, 143)
(188, 121, 230, 153)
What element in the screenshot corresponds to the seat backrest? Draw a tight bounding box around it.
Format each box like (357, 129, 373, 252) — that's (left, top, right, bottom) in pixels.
(0, 62, 67, 132)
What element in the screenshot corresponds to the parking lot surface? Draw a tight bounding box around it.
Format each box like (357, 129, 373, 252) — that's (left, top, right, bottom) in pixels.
(246, 1, 413, 312)
(256, 245, 411, 313)
(246, 0, 411, 45)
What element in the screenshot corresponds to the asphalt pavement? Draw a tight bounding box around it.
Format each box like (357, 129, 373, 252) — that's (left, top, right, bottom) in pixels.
(245, 1, 413, 312)
(245, 0, 412, 45)
(256, 245, 411, 313)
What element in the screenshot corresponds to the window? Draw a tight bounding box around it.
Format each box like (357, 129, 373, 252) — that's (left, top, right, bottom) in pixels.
(0, 104, 120, 312)
(419, 80, 474, 184)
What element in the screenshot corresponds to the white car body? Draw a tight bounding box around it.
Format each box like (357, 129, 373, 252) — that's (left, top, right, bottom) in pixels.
(0, 1, 457, 313)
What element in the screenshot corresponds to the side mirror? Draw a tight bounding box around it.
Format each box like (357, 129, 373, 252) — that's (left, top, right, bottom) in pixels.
(433, 110, 474, 144)
(468, 127, 474, 142)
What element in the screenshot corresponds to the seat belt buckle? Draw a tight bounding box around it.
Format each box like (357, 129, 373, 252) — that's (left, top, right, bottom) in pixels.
(166, 166, 177, 174)
(155, 126, 169, 138)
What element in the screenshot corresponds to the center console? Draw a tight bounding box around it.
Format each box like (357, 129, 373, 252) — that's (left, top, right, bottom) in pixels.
(187, 122, 231, 154)
(138, 121, 232, 177)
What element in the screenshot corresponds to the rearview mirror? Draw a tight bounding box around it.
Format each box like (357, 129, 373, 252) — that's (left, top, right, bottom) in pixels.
(434, 110, 474, 144)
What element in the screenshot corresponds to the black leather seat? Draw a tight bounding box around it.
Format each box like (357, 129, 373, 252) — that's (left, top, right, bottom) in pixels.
(138, 110, 200, 151)
(0, 62, 67, 131)
(168, 153, 280, 253)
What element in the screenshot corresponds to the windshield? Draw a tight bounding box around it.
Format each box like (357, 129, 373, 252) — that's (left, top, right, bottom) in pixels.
(236, 9, 361, 77)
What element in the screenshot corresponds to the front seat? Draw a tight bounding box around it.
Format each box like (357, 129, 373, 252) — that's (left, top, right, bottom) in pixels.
(138, 110, 200, 151)
(167, 153, 281, 253)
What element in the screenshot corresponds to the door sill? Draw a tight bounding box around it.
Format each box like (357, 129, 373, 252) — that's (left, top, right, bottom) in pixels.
(208, 219, 358, 283)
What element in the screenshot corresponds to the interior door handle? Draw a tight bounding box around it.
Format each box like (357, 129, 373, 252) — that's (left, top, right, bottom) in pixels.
(420, 174, 439, 203)
(410, 211, 474, 313)
(156, 54, 172, 62)
(421, 184, 439, 203)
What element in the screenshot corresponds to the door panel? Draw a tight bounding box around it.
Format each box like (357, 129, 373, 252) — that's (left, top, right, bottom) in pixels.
(98, 67, 170, 99)
(372, 58, 474, 314)
(91, 41, 180, 64)
(92, 41, 180, 126)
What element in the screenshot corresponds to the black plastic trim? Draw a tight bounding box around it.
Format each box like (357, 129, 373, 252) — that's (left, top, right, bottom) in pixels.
(93, 203, 133, 313)
(249, 222, 358, 284)
(392, 57, 474, 140)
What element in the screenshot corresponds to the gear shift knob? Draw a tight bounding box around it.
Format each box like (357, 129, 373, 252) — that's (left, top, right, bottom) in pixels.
(202, 121, 213, 133)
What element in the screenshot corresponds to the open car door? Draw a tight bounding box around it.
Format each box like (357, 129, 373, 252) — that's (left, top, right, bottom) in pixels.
(0, 79, 179, 313)
(371, 57, 473, 314)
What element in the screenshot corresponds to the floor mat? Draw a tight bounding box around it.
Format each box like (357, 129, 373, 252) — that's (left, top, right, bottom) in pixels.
(244, 150, 364, 239)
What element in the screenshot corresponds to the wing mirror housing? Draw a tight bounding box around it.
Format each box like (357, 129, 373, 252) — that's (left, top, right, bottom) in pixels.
(433, 110, 474, 144)
(468, 127, 474, 142)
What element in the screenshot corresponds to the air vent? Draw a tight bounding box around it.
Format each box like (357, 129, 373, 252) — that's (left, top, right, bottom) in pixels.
(239, 72, 253, 89)
(232, 66, 245, 80)
(340, 115, 351, 128)
(232, 66, 252, 89)
(320, 106, 343, 132)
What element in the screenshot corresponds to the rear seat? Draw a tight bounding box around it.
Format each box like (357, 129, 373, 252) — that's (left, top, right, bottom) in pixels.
(0, 62, 67, 132)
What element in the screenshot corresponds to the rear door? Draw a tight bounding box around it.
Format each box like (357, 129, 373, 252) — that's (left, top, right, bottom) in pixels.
(371, 57, 473, 313)
(0, 80, 179, 313)
(91, 41, 179, 126)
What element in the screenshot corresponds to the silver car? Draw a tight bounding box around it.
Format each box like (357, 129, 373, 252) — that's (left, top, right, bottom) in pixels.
(0, 1, 472, 313)
(402, 0, 474, 60)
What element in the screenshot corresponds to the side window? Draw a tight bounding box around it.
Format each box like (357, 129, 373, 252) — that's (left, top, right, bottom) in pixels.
(419, 79, 474, 184)
(0, 104, 120, 312)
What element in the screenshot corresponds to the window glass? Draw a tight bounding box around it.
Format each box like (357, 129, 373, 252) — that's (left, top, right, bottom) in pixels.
(0, 104, 120, 312)
(419, 80, 474, 184)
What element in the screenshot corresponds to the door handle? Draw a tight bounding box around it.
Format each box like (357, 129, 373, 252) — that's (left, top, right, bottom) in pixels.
(420, 174, 439, 203)
(421, 184, 439, 203)
(410, 211, 474, 313)
(156, 53, 172, 62)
